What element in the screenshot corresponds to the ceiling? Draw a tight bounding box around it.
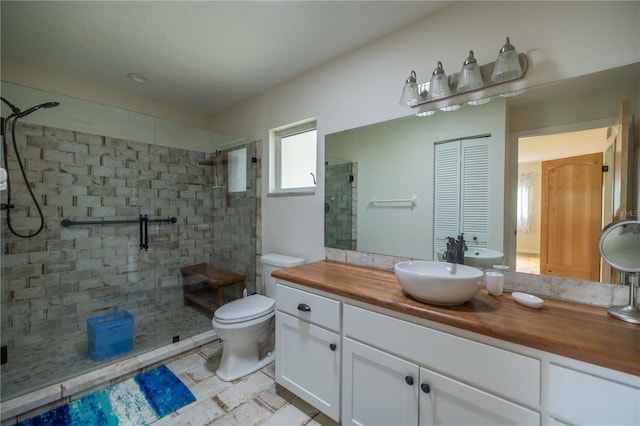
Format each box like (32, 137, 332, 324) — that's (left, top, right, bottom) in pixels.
(1, 1, 453, 115)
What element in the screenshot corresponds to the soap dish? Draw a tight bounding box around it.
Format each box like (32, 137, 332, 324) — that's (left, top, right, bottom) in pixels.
(512, 292, 544, 309)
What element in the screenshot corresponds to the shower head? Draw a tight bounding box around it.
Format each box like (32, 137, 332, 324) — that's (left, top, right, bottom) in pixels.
(18, 102, 60, 118)
(1, 98, 60, 119)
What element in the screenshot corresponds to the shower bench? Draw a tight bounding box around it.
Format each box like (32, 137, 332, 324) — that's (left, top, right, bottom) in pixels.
(180, 263, 246, 313)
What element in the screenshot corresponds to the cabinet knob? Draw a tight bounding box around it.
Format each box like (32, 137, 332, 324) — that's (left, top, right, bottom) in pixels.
(297, 303, 311, 312)
(329, 343, 337, 351)
(405, 376, 414, 386)
(421, 383, 431, 394)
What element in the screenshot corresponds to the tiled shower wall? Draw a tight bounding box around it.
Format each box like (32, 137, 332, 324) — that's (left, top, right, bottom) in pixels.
(324, 162, 356, 250)
(209, 143, 258, 296)
(1, 123, 257, 353)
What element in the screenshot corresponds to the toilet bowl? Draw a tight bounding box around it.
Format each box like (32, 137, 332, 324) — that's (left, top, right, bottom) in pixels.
(212, 253, 304, 381)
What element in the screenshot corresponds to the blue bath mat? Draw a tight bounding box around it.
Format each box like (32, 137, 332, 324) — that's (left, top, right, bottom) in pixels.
(18, 365, 196, 425)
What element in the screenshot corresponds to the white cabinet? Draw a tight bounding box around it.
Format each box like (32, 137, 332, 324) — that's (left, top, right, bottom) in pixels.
(275, 284, 341, 421)
(275, 282, 639, 426)
(419, 367, 539, 425)
(548, 363, 640, 425)
(343, 337, 419, 425)
(342, 305, 539, 426)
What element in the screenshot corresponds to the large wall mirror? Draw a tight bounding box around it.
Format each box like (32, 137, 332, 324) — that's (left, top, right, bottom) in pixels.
(325, 63, 639, 285)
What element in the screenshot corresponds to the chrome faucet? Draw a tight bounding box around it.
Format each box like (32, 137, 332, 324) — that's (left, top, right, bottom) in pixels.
(457, 233, 467, 265)
(444, 237, 458, 263)
(443, 234, 467, 264)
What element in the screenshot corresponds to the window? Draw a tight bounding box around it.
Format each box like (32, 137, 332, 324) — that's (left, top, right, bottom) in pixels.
(228, 148, 247, 193)
(269, 120, 317, 195)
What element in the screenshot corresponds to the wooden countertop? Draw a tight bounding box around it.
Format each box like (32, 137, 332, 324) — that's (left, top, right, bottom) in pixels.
(272, 260, 640, 376)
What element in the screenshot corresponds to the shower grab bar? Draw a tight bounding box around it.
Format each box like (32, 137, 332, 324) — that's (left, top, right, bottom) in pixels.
(60, 216, 176, 251)
(60, 216, 177, 227)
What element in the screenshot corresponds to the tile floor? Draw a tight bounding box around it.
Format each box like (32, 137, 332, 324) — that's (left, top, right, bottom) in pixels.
(152, 341, 339, 426)
(1, 305, 212, 401)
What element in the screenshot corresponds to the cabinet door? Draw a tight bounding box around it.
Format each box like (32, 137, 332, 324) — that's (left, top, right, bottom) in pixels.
(343, 337, 419, 426)
(275, 312, 340, 421)
(419, 367, 540, 426)
(548, 364, 640, 425)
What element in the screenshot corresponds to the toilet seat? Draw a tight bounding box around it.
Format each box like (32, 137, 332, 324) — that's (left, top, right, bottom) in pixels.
(214, 294, 275, 324)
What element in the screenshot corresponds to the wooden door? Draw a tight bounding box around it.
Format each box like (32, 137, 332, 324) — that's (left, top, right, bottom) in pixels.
(540, 153, 603, 281)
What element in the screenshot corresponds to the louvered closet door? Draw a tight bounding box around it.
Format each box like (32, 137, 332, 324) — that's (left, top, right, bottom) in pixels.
(433, 142, 461, 258)
(433, 137, 491, 258)
(460, 138, 490, 247)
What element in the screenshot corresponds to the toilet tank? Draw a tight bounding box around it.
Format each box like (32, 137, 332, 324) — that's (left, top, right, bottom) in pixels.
(261, 254, 304, 298)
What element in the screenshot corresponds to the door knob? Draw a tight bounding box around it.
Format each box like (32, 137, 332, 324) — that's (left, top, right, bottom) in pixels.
(421, 383, 431, 393)
(405, 376, 414, 386)
(329, 343, 337, 351)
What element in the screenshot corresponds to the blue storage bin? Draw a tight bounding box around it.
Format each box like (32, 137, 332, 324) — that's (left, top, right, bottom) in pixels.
(87, 311, 134, 361)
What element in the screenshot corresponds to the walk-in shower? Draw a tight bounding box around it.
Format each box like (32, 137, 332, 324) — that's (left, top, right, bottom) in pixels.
(1, 97, 60, 238)
(0, 95, 258, 403)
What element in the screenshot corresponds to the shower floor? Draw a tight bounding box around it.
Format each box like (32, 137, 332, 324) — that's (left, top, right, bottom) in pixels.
(1, 305, 213, 402)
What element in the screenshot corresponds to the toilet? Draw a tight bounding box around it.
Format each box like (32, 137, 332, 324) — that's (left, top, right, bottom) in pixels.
(212, 253, 304, 381)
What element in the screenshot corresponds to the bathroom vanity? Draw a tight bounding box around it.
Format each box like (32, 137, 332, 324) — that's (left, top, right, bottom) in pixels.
(273, 261, 640, 425)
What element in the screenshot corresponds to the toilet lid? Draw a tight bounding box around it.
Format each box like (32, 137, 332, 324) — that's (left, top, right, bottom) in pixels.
(214, 294, 275, 324)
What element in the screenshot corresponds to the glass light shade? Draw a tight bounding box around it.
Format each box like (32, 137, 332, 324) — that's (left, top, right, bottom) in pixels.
(467, 97, 492, 106)
(491, 37, 523, 82)
(416, 110, 436, 117)
(426, 62, 451, 101)
(457, 51, 484, 92)
(399, 70, 419, 106)
(439, 104, 462, 112)
(500, 89, 526, 98)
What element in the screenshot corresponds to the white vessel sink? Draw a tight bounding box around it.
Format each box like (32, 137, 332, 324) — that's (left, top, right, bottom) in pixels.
(394, 260, 484, 306)
(464, 247, 504, 268)
(436, 247, 504, 268)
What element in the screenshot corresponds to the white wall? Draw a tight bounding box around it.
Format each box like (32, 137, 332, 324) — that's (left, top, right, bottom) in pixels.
(0, 82, 247, 153)
(209, 1, 640, 262)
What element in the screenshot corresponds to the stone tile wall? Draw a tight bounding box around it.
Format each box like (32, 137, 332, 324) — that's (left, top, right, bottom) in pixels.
(1, 123, 257, 355)
(324, 162, 356, 251)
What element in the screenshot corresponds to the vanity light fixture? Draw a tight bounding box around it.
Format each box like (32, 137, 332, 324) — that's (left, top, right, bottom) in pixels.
(491, 37, 523, 82)
(399, 70, 419, 106)
(400, 37, 528, 109)
(426, 62, 451, 101)
(457, 51, 484, 93)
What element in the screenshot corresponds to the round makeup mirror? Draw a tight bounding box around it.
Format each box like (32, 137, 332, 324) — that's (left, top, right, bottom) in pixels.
(599, 219, 640, 324)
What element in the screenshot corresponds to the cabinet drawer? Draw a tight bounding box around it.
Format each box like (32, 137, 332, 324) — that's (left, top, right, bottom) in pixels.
(276, 283, 341, 332)
(549, 364, 640, 425)
(344, 304, 540, 408)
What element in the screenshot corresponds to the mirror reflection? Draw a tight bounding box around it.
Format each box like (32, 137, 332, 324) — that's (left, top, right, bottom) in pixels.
(325, 63, 639, 284)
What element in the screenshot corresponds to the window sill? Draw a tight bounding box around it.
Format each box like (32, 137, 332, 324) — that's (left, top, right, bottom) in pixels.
(268, 188, 316, 197)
